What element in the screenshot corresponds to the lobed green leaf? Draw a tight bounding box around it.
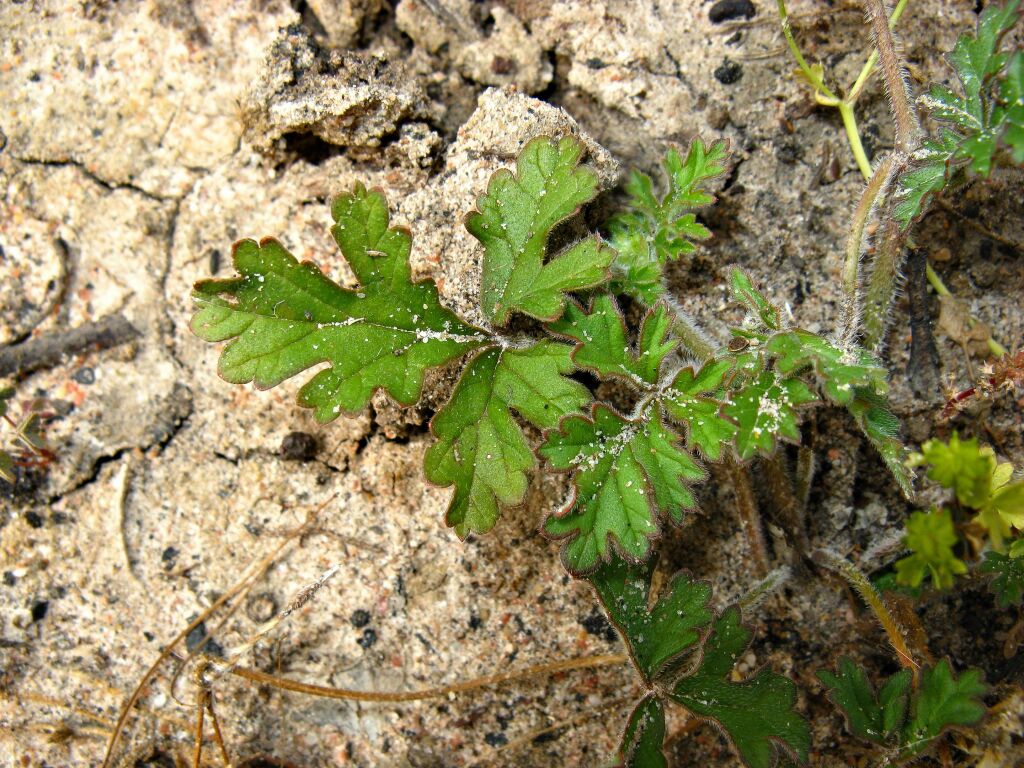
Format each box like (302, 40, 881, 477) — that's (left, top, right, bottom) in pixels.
(726, 370, 817, 460)
(542, 404, 704, 573)
(425, 341, 590, 538)
(549, 296, 677, 388)
(669, 608, 811, 768)
(192, 184, 487, 421)
(467, 135, 614, 326)
(817, 658, 911, 746)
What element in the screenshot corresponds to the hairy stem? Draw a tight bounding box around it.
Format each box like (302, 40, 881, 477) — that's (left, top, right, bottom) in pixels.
(663, 296, 717, 362)
(839, 156, 894, 348)
(862, 216, 905, 351)
(794, 446, 815, 516)
(762, 452, 809, 554)
(727, 456, 770, 576)
(863, 0, 920, 151)
(815, 549, 918, 677)
(847, 0, 911, 103)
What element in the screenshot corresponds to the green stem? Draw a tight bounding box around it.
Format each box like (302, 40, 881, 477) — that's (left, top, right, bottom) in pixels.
(839, 103, 874, 180)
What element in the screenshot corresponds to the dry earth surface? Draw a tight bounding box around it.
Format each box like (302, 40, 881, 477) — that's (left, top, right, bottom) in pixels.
(1, 1, 1023, 766)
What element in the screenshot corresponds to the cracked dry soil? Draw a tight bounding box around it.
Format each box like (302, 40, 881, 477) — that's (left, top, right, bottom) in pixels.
(1, 1, 1023, 766)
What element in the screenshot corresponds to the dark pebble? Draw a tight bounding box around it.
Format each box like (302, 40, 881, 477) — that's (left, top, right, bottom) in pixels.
(484, 732, 508, 747)
(709, 0, 756, 23)
(2, 571, 15, 586)
(580, 609, 618, 643)
(280, 431, 318, 461)
(25, 511, 43, 529)
(31, 600, 49, 622)
(357, 627, 377, 649)
(161, 546, 179, 569)
(72, 367, 95, 385)
(350, 608, 371, 628)
(714, 58, 743, 84)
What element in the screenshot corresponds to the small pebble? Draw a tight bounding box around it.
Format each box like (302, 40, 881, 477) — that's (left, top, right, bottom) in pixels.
(357, 627, 377, 648)
(709, 0, 757, 24)
(281, 431, 318, 461)
(72, 367, 95, 385)
(350, 608, 371, 628)
(714, 58, 743, 85)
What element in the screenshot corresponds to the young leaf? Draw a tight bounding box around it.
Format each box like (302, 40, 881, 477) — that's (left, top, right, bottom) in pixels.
(899, 661, 987, 758)
(669, 607, 812, 768)
(663, 359, 737, 461)
(730, 268, 782, 332)
(607, 229, 666, 304)
(766, 330, 888, 405)
(895, 508, 968, 590)
(817, 658, 911, 745)
(589, 554, 713, 681)
(192, 184, 487, 421)
(549, 295, 677, 387)
(542, 404, 704, 573)
(616, 695, 668, 768)
(980, 550, 1024, 608)
(726, 370, 817, 460)
(609, 139, 728, 261)
(424, 341, 590, 537)
(466, 135, 614, 326)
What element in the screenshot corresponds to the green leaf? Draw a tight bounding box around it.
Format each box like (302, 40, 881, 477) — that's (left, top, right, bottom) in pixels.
(424, 341, 590, 538)
(192, 184, 487, 421)
(847, 390, 914, 499)
(591, 556, 808, 768)
(542, 404, 704, 573)
(894, 131, 962, 228)
(895, 508, 968, 590)
(909, 433, 996, 509)
(670, 607, 811, 768)
(726, 370, 817, 460)
(981, 550, 1024, 608)
(896, 1, 1023, 226)
(899, 661, 987, 758)
(549, 296, 677, 387)
(999, 51, 1024, 163)
(466, 135, 614, 326)
(616, 695, 668, 768)
(945, 0, 1019, 118)
(730, 268, 782, 331)
(817, 658, 911, 745)
(589, 555, 713, 681)
(607, 139, 727, 304)
(766, 331, 887, 406)
(984, 470, 1024, 531)
(663, 359, 737, 461)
